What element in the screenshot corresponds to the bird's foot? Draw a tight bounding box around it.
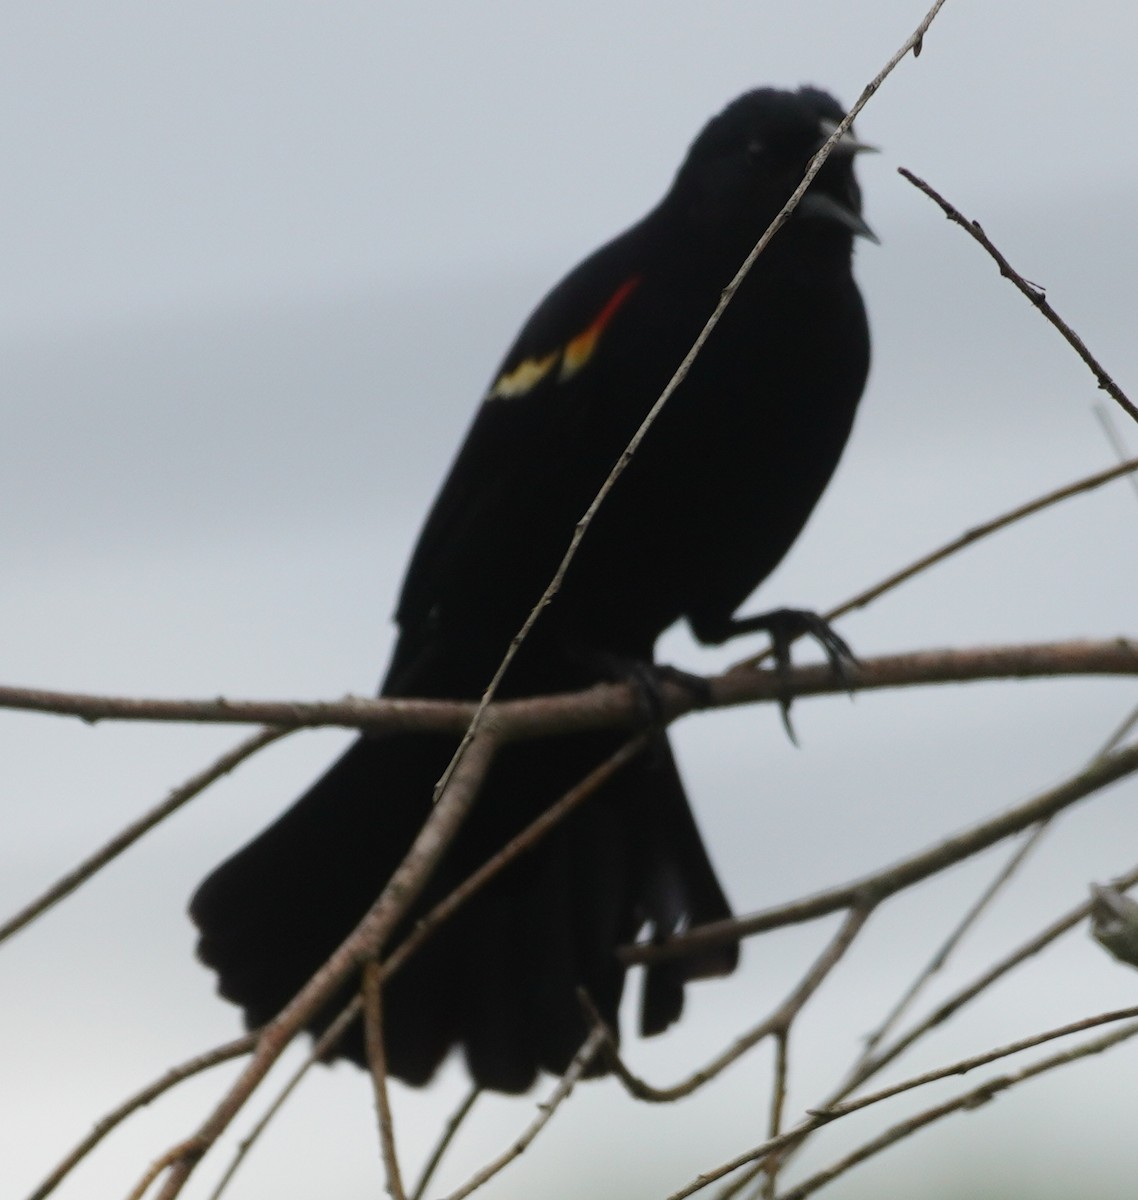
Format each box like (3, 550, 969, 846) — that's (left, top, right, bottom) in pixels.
(580, 650, 710, 724)
(725, 608, 856, 743)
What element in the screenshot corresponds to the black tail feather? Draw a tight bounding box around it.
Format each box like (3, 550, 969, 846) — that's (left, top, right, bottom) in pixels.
(191, 718, 735, 1093)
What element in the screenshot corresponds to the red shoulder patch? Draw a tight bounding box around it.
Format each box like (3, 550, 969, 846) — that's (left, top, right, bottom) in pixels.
(559, 276, 641, 381)
(488, 276, 641, 400)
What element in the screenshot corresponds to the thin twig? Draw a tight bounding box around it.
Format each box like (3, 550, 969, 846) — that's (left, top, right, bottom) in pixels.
(813, 1005, 1138, 1121)
(899, 168, 1138, 425)
(857, 821, 1049, 1063)
(206, 1002, 361, 1200)
(611, 906, 873, 1104)
(625, 737, 1138, 965)
(777, 1020, 1138, 1200)
(1093, 404, 1138, 504)
(125, 1137, 208, 1200)
(439, 1026, 608, 1200)
(0, 726, 286, 946)
(385, 734, 649, 979)
(666, 1124, 822, 1200)
(23, 1034, 255, 1200)
(671, 1014, 1138, 1200)
(151, 729, 501, 1200)
(733, 455, 1138, 672)
(761, 1032, 790, 1199)
(409, 1087, 480, 1200)
(363, 962, 406, 1200)
(835, 862, 1138, 1099)
(1096, 702, 1138, 760)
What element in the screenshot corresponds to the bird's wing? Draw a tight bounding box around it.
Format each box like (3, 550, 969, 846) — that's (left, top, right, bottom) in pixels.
(390, 226, 654, 669)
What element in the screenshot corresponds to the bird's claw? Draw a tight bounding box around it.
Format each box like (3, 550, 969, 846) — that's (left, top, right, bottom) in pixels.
(752, 609, 858, 743)
(580, 651, 710, 724)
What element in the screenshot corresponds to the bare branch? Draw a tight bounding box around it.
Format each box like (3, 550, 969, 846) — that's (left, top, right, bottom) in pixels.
(3, 444, 1134, 751)
(856, 821, 1050, 1063)
(778, 1020, 1138, 1200)
(627, 739, 1138, 965)
(409, 1087, 480, 1200)
(439, 1026, 607, 1200)
(206, 1002, 362, 1200)
(761, 1031, 790, 1198)
(609, 905, 873, 1104)
(151, 728, 501, 1199)
(815, 1006, 1138, 1121)
(363, 962, 406, 1200)
(1093, 404, 1138, 504)
(665, 1124, 820, 1200)
(0, 685, 477, 733)
(1, 640, 1136, 741)
(899, 167, 1138, 425)
(838, 862, 1138, 1095)
(852, 696, 1136, 1075)
(126, 1136, 209, 1200)
(0, 727, 286, 947)
(384, 734, 650, 979)
(670, 1014, 1138, 1200)
(23, 1034, 255, 1200)
(734, 454, 1138, 672)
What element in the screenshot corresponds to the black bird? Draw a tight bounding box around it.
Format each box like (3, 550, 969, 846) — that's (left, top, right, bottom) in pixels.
(190, 86, 873, 1094)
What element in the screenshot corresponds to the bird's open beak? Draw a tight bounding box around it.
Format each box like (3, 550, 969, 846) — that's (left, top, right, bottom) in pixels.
(796, 191, 879, 243)
(797, 119, 879, 243)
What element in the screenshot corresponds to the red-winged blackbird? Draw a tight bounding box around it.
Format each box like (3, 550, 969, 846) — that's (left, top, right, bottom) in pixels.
(191, 86, 873, 1094)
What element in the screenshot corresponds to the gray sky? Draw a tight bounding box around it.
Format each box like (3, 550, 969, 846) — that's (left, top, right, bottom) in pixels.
(4, 4, 1138, 1198)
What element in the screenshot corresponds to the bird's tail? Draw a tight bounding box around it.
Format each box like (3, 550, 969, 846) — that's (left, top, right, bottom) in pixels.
(191, 715, 736, 1093)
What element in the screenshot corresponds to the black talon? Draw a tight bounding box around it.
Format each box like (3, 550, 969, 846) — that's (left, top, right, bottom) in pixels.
(763, 617, 802, 745)
(571, 648, 709, 724)
(623, 658, 669, 724)
(689, 606, 857, 743)
(653, 663, 714, 710)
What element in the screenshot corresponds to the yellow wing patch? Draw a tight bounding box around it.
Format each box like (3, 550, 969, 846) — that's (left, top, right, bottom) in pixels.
(488, 276, 641, 400)
(487, 350, 559, 399)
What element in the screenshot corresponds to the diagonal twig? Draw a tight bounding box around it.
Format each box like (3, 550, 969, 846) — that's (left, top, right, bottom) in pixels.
(777, 1019, 1138, 1200)
(626, 738, 1138, 966)
(439, 1026, 608, 1200)
(150, 727, 501, 1199)
(363, 963, 406, 1200)
(855, 823, 1049, 1066)
(850, 682, 1138, 1074)
(667, 1012, 1138, 1200)
(733, 453, 1138, 673)
(605, 905, 872, 1105)
(205, 1002, 362, 1200)
(834, 861, 1138, 1099)
(409, 1086, 480, 1200)
(22, 1034, 255, 1200)
(0, 726, 287, 947)
(900, 167, 1138, 425)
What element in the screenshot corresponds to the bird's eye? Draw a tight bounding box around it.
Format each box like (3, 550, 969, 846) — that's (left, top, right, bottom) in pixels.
(746, 138, 765, 161)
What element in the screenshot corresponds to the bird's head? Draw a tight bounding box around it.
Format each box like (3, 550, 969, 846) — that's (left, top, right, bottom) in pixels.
(671, 86, 876, 249)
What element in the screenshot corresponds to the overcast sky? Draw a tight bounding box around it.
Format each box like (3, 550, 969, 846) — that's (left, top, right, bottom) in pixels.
(4, 4, 1138, 1199)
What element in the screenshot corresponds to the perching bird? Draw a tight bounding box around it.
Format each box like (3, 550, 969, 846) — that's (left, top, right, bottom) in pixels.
(190, 85, 873, 1094)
